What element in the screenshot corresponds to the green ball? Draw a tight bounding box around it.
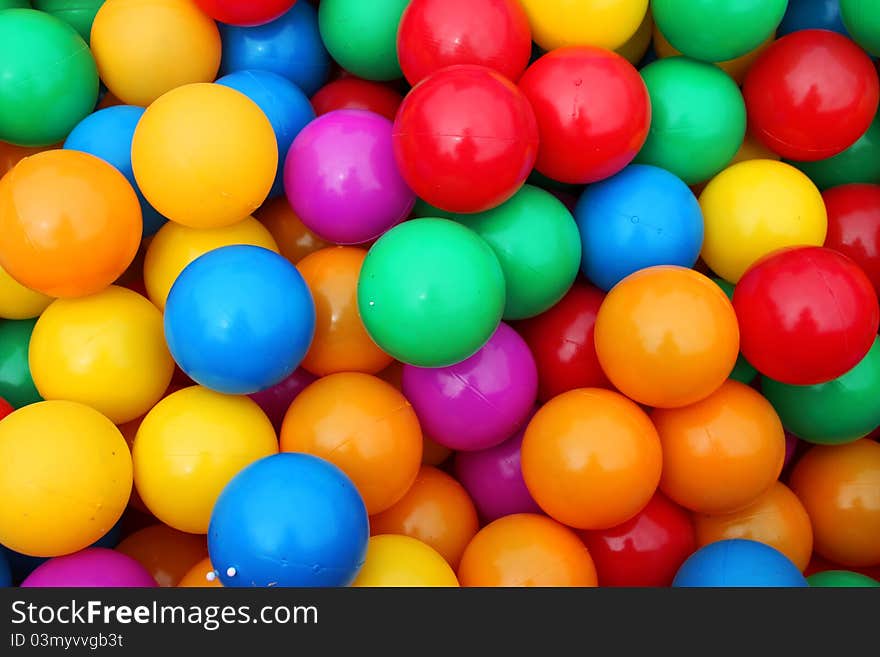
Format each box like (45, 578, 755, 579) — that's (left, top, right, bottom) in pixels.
(0, 318, 42, 409)
(841, 0, 880, 57)
(712, 278, 758, 384)
(652, 0, 787, 62)
(635, 57, 746, 185)
(762, 337, 880, 445)
(788, 113, 880, 190)
(808, 570, 880, 587)
(358, 219, 505, 368)
(33, 0, 105, 44)
(0, 1, 31, 8)
(0, 9, 98, 146)
(318, 0, 408, 81)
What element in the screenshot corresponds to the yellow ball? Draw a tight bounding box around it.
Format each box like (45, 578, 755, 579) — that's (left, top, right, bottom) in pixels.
(90, 0, 222, 107)
(0, 263, 52, 320)
(352, 535, 460, 587)
(520, 0, 649, 51)
(29, 286, 175, 425)
(699, 160, 828, 283)
(0, 400, 132, 556)
(132, 83, 278, 229)
(144, 216, 279, 310)
(133, 386, 278, 534)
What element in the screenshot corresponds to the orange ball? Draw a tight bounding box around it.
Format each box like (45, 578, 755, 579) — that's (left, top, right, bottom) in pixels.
(457, 514, 598, 587)
(594, 266, 740, 408)
(0, 150, 141, 298)
(370, 466, 479, 568)
(521, 388, 662, 529)
(178, 556, 222, 588)
(297, 247, 393, 376)
(280, 372, 423, 514)
(116, 524, 208, 587)
(255, 197, 329, 264)
(790, 440, 880, 567)
(693, 481, 813, 571)
(652, 380, 785, 514)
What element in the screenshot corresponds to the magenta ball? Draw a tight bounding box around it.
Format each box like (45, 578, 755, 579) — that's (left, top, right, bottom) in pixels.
(283, 109, 415, 244)
(248, 367, 316, 431)
(402, 322, 537, 450)
(453, 423, 541, 522)
(21, 548, 158, 588)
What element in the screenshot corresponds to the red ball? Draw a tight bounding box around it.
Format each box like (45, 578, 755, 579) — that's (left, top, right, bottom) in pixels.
(0, 397, 12, 421)
(397, 0, 532, 86)
(392, 65, 538, 213)
(310, 77, 403, 122)
(744, 30, 879, 162)
(580, 493, 696, 587)
(734, 246, 880, 385)
(193, 0, 297, 26)
(518, 46, 650, 185)
(823, 184, 880, 299)
(514, 281, 611, 402)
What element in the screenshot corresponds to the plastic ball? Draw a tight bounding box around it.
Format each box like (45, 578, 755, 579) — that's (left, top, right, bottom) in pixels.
(580, 493, 696, 587)
(522, 388, 662, 530)
(700, 160, 828, 283)
(32, 0, 105, 42)
(217, 70, 316, 199)
(247, 368, 315, 432)
(519, 47, 650, 185)
(823, 183, 880, 296)
(744, 30, 879, 162)
(594, 266, 740, 408)
(635, 57, 746, 185)
(318, 0, 409, 81)
(29, 286, 174, 425)
(0, 401, 132, 557)
(132, 83, 278, 229)
(673, 539, 808, 587)
(194, 0, 296, 26)
(311, 77, 403, 122)
(840, 0, 880, 56)
(21, 548, 156, 588)
(90, 0, 221, 107)
(208, 453, 369, 587)
(357, 219, 505, 368)
(255, 197, 329, 264)
(0, 149, 142, 298)
(178, 557, 222, 588)
(116, 524, 208, 587)
(808, 570, 880, 587)
(370, 467, 479, 569)
(652, 380, 785, 514)
(575, 164, 703, 291)
(515, 282, 610, 402)
(352, 535, 459, 587)
(164, 245, 315, 395)
(734, 246, 879, 385)
(453, 424, 541, 523)
(0, 318, 42, 408)
(778, 0, 849, 37)
(280, 372, 422, 514)
(284, 110, 415, 245)
(693, 482, 813, 572)
(0, 9, 98, 146)
(134, 386, 278, 534)
(0, 264, 52, 320)
(397, 0, 531, 86)
(392, 65, 538, 214)
(518, 0, 647, 52)
(219, 2, 329, 96)
(791, 114, 880, 190)
(790, 440, 880, 567)
(297, 247, 392, 376)
(402, 323, 537, 451)
(458, 514, 598, 587)
(652, 0, 786, 62)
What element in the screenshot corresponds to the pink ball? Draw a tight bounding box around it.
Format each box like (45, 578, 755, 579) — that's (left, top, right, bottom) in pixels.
(283, 109, 415, 245)
(402, 322, 537, 450)
(21, 548, 157, 588)
(248, 367, 316, 431)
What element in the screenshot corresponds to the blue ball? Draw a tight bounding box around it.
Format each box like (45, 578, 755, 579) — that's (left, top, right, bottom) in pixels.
(574, 164, 704, 291)
(777, 0, 848, 38)
(673, 539, 809, 587)
(164, 245, 315, 395)
(220, 2, 330, 96)
(217, 70, 316, 198)
(208, 453, 369, 587)
(63, 105, 168, 237)
(0, 548, 11, 587)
